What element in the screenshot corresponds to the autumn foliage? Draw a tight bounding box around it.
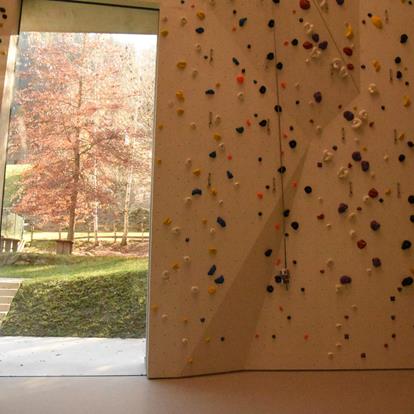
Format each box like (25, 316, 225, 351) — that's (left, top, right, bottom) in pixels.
(8, 33, 155, 241)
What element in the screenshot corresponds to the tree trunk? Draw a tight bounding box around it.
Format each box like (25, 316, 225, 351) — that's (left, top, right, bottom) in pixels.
(93, 158, 99, 246)
(121, 162, 134, 246)
(67, 70, 84, 243)
(67, 140, 81, 242)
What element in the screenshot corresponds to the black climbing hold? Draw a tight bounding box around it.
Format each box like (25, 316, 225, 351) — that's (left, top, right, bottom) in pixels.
(372, 257, 382, 268)
(402, 277, 414, 287)
(266, 285, 274, 293)
(400, 33, 409, 44)
(318, 41, 328, 50)
(267, 52, 275, 60)
(217, 217, 227, 228)
(268, 19, 275, 28)
(402, 240, 412, 250)
(209, 151, 217, 159)
(314, 91, 322, 103)
(340, 275, 352, 285)
(239, 17, 248, 27)
(205, 89, 215, 95)
(338, 203, 349, 214)
(195, 27, 205, 34)
(304, 186, 313, 194)
(215, 275, 225, 285)
(370, 220, 381, 231)
(289, 140, 297, 149)
(278, 166, 286, 174)
(274, 105, 283, 113)
(232, 57, 240, 66)
(275, 275, 282, 284)
(259, 85, 267, 94)
(227, 170, 234, 179)
(352, 151, 362, 162)
(408, 195, 414, 204)
(265, 249, 273, 257)
(236, 126, 245, 134)
(259, 119, 268, 127)
(361, 161, 370, 172)
(208, 265, 217, 276)
(291, 222, 299, 230)
(192, 188, 202, 196)
(343, 111, 354, 121)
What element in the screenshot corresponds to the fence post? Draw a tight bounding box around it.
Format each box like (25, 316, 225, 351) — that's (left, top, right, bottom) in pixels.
(113, 225, 117, 243)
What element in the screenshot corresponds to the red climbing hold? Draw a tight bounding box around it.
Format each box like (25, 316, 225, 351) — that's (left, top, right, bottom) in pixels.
(299, 0, 311, 10)
(236, 74, 245, 84)
(343, 47, 353, 56)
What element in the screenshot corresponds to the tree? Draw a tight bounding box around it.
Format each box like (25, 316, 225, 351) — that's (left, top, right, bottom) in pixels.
(8, 33, 154, 242)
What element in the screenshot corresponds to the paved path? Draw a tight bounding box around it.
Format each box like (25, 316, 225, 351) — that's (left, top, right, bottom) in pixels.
(0, 337, 146, 376)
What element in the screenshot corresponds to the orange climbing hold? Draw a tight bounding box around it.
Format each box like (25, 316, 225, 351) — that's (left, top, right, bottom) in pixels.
(236, 74, 245, 84)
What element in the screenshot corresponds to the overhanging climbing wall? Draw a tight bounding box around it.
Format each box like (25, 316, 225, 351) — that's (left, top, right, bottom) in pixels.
(148, 0, 414, 378)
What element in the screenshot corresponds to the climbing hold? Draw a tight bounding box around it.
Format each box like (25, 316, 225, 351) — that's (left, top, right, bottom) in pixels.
(299, 0, 311, 10)
(340, 275, 352, 285)
(402, 277, 414, 287)
(214, 275, 225, 285)
(371, 16, 383, 29)
(217, 217, 227, 228)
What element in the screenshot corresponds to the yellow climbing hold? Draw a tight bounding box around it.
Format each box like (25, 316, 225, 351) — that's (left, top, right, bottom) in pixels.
(403, 96, 411, 107)
(345, 23, 354, 39)
(176, 90, 185, 101)
(372, 60, 381, 72)
(371, 16, 383, 29)
(151, 305, 159, 312)
(193, 168, 201, 176)
(177, 61, 187, 69)
(172, 263, 180, 270)
(208, 286, 217, 295)
(202, 218, 208, 224)
(197, 11, 206, 20)
(213, 133, 222, 141)
(208, 247, 217, 255)
(160, 29, 169, 37)
(163, 217, 172, 225)
(210, 188, 218, 196)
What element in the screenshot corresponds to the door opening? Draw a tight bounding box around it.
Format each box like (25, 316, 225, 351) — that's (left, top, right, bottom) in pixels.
(0, 1, 158, 376)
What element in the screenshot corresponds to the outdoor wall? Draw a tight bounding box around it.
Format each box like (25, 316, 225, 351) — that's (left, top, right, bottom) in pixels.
(1, 0, 413, 380)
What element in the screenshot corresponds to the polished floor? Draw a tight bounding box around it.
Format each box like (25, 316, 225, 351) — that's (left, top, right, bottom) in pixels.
(0, 337, 146, 376)
(0, 370, 413, 414)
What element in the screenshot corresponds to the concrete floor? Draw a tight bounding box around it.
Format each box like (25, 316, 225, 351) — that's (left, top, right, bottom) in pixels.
(0, 370, 413, 414)
(0, 337, 146, 376)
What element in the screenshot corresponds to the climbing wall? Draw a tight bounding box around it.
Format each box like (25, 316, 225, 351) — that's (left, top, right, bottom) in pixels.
(148, 0, 414, 378)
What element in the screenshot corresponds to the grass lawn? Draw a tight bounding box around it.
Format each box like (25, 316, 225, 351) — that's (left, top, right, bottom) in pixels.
(0, 254, 148, 338)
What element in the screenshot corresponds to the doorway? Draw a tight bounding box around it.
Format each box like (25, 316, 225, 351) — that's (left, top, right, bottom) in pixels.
(0, 0, 158, 376)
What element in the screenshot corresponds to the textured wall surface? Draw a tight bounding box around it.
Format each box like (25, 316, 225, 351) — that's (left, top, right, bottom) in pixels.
(148, 0, 414, 378)
(1, 0, 413, 380)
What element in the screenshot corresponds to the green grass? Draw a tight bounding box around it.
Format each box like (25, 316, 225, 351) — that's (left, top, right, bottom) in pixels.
(0, 254, 148, 338)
